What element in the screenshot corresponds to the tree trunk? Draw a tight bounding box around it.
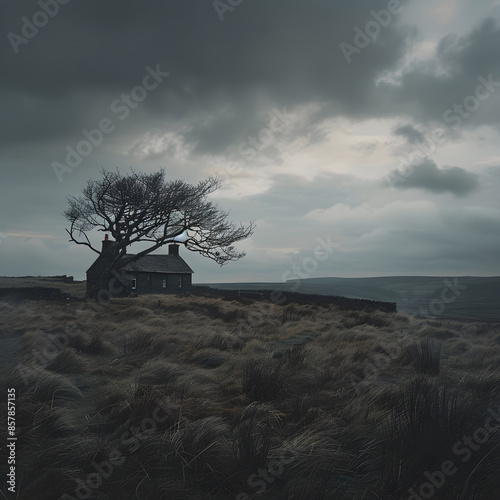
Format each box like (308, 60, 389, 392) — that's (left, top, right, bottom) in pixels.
(86, 265, 128, 301)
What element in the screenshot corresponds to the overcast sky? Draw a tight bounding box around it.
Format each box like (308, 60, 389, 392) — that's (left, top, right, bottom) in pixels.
(1, 0, 499, 282)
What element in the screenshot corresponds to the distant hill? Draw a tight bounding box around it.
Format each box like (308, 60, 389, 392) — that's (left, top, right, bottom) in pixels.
(204, 276, 500, 322)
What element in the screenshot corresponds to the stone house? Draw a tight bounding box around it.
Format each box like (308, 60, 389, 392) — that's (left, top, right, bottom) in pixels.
(86, 236, 193, 296)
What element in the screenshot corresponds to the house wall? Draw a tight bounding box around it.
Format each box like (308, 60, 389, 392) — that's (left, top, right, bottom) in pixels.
(86, 256, 120, 297)
(125, 272, 191, 294)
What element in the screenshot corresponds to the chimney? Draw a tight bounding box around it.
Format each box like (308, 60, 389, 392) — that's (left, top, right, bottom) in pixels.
(168, 243, 179, 256)
(101, 234, 115, 255)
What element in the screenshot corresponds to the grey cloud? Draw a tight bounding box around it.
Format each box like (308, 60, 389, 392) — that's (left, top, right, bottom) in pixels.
(385, 17, 500, 128)
(2, 2, 499, 161)
(393, 124, 425, 144)
(351, 142, 377, 154)
(389, 160, 480, 195)
(0, 0, 414, 154)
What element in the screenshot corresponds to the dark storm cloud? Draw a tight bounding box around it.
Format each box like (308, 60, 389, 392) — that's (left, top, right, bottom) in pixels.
(393, 124, 425, 144)
(389, 160, 480, 196)
(384, 17, 500, 128)
(248, 173, 355, 216)
(0, 0, 414, 153)
(2, 1, 499, 157)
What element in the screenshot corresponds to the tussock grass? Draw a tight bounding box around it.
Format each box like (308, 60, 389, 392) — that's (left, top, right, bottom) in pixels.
(232, 402, 281, 470)
(17, 370, 83, 403)
(379, 376, 499, 497)
(405, 337, 442, 375)
(282, 304, 315, 324)
(134, 358, 185, 384)
(242, 356, 295, 402)
(2, 293, 500, 498)
(46, 347, 88, 374)
(187, 347, 230, 368)
(461, 367, 500, 395)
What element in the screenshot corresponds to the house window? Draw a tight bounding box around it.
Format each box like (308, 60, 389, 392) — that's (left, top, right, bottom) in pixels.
(162, 279, 166, 288)
(132, 276, 137, 290)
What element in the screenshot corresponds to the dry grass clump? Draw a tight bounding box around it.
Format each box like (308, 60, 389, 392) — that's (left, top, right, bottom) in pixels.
(242, 346, 309, 402)
(18, 370, 83, 404)
(416, 324, 458, 340)
(339, 309, 392, 329)
(84, 332, 114, 355)
(281, 304, 316, 324)
(380, 375, 500, 498)
(242, 358, 289, 401)
(187, 347, 230, 368)
(0, 368, 82, 458)
(116, 304, 153, 319)
(231, 402, 281, 469)
(121, 328, 170, 355)
(405, 338, 442, 375)
(135, 358, 185, 384)
(153, 294, 248, 324)
(193, 329, 242, 351)
(2, 294, 500, 499)
(239, 337, 269, 355)
(450, 344, 500, 370)
(461, 367, 500, 395)
(119, 382, 181, 429)
(46, 347, 88, 374)
(0, 300, 16, 314)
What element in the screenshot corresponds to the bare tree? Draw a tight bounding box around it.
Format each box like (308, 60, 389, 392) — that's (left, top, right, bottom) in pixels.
(64, 169, 255, 298)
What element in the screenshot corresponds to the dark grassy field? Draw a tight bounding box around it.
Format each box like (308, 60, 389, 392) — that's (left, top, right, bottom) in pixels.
(1, 277, 500, 499)
(205, 276, 500, 322)
(0, 275, 87, 297)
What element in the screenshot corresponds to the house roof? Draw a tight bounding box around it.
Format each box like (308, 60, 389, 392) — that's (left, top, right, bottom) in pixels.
(120, 254, 194, 274)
